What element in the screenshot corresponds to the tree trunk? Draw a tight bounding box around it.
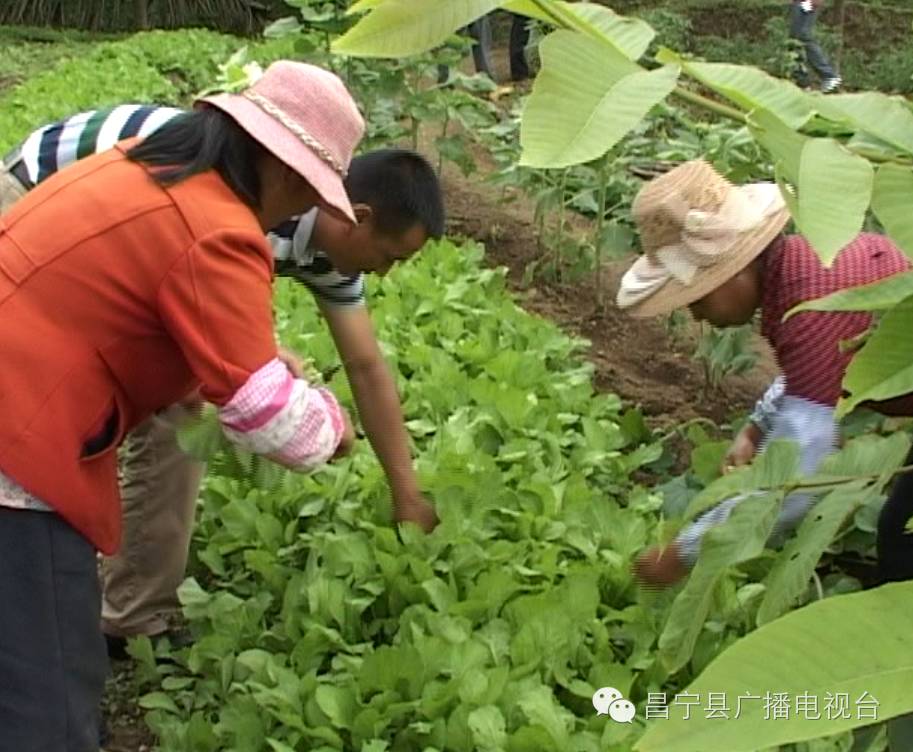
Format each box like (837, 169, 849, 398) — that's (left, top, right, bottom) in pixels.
(134, 0, 149, 29)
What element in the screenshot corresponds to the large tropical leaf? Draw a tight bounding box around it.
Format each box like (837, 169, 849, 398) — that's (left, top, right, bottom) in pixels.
(658, 492, 780, 673)
(662, 54, 813, 130)
(837, 294, 913, 415)
(637, 581, 913, 752)
(813, 92, 913, 157)
(795, 138, 874, 265)
(749, 107, 806, 186)
(749, 111, 873, 263)
(504, 0, 654, 60)
(520, 30, 678, 168)
(333, 0, 503, 57)
(872, 163, 913, 260)
(789, 271, 913, 315)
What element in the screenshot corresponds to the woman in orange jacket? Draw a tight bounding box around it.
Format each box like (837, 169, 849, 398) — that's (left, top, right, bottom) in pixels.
(0, 61, 364, 750)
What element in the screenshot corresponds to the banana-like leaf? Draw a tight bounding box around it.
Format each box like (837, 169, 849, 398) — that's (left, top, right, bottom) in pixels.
(333, 0, 503, 57)
(749, 111, 873, 264)
(637, 581, 913, 752)
(813, 92, 913, 157)
(837, 294, 913, 416)
(872, 163, 913, 260)
(504, 1, 655, 60)
(663, 54, 813, 130)
(788, 271, 913, 316)
(520, 30, 678, 168)
(795, 138, 874, 265)
(749, 107, 806, 186)
(658, 491, 781, 673)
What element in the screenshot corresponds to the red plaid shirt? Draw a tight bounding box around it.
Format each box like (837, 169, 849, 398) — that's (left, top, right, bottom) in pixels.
(761, 234, 912, 409)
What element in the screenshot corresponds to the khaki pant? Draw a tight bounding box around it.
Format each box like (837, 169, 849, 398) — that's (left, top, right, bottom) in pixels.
(100, 405, 205, 637)
(3, 165, 204, 637)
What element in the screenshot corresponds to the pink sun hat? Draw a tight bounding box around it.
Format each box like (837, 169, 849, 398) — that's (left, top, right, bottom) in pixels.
(198, 60, 365, 223)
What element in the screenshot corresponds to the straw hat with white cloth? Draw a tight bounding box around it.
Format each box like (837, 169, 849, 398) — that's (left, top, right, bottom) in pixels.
(617, 160, 791, 317)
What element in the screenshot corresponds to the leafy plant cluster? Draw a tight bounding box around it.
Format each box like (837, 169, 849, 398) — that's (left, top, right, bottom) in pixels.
(332, 2, 913, 749)
(0, 27, 300, 153)
(135, 239, 910, 752)
(136, 239, 682, 752)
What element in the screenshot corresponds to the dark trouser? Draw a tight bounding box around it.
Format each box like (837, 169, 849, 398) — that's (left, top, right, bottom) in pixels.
(788, 5, 836, 85)
(509, 13, 531, 81)
(877, 446, 913, 582)
(437, 15, 493, 83)
(0, 508, 107, 752)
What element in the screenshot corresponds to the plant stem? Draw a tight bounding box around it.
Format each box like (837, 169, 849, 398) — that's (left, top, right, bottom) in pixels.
(556, 169, 568, 282)
(594, 155, 609, 306)
(437, 108, 450, 177)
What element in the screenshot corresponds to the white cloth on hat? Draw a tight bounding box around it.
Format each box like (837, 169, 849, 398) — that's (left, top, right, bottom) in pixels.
(618, 183, 785, 308)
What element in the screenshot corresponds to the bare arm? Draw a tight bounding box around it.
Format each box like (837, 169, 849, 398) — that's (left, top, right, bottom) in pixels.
(321, 303, 438, 532)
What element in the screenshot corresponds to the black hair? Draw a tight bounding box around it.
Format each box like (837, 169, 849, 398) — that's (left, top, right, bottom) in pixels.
(126, 107, 266, 208)
(345, 149, 445, 239)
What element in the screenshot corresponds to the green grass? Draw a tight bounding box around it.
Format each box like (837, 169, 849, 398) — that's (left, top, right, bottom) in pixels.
(0, 25, 112, 94)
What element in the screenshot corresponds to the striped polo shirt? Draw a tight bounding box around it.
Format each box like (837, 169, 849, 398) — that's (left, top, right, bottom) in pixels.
(14, 105, 364, 308)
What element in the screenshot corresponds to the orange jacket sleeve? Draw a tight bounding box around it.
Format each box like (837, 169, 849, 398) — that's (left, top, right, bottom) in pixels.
(156, 228, 278, 406)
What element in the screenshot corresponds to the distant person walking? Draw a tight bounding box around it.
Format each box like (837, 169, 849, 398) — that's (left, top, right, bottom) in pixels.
(437, 15, 493, 84)
(789, 0, 841, 92)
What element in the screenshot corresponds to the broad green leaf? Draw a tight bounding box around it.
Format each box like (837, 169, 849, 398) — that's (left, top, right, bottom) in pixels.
(838, 294, 913, 415)
(757, 481, 874, 626)
(789, 270, 913, 315)
(468, 705, 508, 750)
(757, 433, 912, 624)
(672, 57, 813, 130)
(817, 431, 912, 479)
(316, 684, 358, 728)
(504, 0, 653, 59)
(139, 691, 180, 713)
(813, 92, 913, 157)
(520, 30, 678, 168)
(684, 441, 801, 523)
(659, 492, 780, 673)
(333, 0, 503, 57)
(749, 107, 806, 186)
(796, 139, 874, 265)
(872, 163, 913, 259)
(637, 581, 913, 752)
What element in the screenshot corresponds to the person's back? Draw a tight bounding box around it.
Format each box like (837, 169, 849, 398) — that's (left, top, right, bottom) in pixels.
(0, 141, 272, 551)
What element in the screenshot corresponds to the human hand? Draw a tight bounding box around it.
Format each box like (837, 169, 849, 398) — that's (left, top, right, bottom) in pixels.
(277, 346, 305, 379)
(721, 422, 762, 475)
(633, 542, 689, 588)
(332, 409, 357, 459)
(394, 493, 439, 533)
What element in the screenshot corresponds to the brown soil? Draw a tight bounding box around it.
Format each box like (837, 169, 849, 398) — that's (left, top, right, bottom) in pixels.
(439, 143, 778, 429)
(103, 661, 154, 752)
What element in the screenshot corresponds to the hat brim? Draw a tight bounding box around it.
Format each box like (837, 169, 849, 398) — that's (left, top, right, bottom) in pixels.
(622, 204, 791, 318)
(199, 92, 355, 224)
